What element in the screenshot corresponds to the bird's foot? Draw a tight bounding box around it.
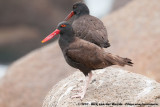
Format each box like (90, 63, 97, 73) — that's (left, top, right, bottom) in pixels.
(71, 92, 85, 99)
(71, 73, 92, 100)
(71, 89, 82, 93)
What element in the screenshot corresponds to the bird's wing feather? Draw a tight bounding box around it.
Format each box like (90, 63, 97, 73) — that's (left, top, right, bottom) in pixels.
(73, 15, 109, 47)
(66, 38, 106, 69)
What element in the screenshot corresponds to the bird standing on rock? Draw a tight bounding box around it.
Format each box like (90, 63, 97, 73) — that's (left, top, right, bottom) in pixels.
(65, 2, 110, 48)
(41, 21, 133, 99)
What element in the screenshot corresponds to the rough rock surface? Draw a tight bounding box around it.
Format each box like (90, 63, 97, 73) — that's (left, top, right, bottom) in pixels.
(0, 41, 75, 107)
(102, 0, 160, 81)
(43, 67, 160, 107)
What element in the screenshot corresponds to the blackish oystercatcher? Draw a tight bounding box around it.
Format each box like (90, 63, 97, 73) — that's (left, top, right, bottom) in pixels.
(41, 21, 133, 99)
(65, 2, 110, 48)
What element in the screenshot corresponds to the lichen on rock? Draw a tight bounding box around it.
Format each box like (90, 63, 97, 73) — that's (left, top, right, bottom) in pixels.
(43, 67, 160, 107)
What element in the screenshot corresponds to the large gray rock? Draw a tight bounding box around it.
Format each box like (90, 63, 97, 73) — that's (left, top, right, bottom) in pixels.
(0, 41, 75, 107)
(43, 67, 160, 107)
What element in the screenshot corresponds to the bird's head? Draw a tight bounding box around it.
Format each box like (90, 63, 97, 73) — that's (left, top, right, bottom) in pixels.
(65, 2, 89, 21)
(41, 21, 73, 43)
(57, 21, 72, 34)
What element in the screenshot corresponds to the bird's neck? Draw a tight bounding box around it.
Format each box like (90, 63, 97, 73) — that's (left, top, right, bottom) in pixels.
(60, 32, 75, 43)
(59, 32, 75, 49)
(59, 35, 75, 54)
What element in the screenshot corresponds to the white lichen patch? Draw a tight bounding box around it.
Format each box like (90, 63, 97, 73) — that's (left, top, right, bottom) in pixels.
(136, 79, 155, 99)
(57, 86, 74, 106)
(97, 80, 104, 88)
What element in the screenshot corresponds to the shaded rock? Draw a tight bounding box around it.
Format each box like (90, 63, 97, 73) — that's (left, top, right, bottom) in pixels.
(0, 41, 75, 107)
(102, 0, 160, 81)
(43, 67, 160, 107)
(0, 0, 76, 63)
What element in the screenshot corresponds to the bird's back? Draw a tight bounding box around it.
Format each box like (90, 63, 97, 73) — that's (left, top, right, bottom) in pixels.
(72, 15, 110, 48)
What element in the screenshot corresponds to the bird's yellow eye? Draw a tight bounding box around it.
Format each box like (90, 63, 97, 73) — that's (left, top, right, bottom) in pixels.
(61, 24, 66, 27)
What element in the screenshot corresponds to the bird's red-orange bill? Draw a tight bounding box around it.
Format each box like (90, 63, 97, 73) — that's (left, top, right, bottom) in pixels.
(41, 29, 60, 43)
(64, 11, 75, 21)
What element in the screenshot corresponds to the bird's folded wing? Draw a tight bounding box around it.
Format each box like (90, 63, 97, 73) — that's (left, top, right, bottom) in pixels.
(73, 16, 109, 46)
(66, 39, 106, 69)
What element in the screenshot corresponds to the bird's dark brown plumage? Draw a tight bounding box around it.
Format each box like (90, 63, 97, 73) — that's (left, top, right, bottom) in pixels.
(64, 37, 133, 75)
(65, 2, 110, 48)
(57, 22, 133, 76)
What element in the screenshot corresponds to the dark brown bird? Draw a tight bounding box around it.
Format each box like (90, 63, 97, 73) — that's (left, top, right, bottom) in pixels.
(65, 2, 110, 48)
(41, 21, 133, 99)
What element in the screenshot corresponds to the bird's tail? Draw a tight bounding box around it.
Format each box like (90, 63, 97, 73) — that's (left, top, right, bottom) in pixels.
(104, 53, 133, 66)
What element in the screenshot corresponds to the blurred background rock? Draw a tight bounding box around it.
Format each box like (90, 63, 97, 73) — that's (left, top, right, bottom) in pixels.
(0, 0, 77, 64)
(0, 0, 131, 74)
(0, 0, 130, 64)
(1, 0, 160, 107)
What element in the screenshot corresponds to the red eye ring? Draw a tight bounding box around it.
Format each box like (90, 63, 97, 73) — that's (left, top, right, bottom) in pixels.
(61, 24, 66, 27)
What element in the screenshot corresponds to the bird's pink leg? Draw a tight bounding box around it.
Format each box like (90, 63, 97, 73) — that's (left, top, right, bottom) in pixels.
(71, 72, 92, 99)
